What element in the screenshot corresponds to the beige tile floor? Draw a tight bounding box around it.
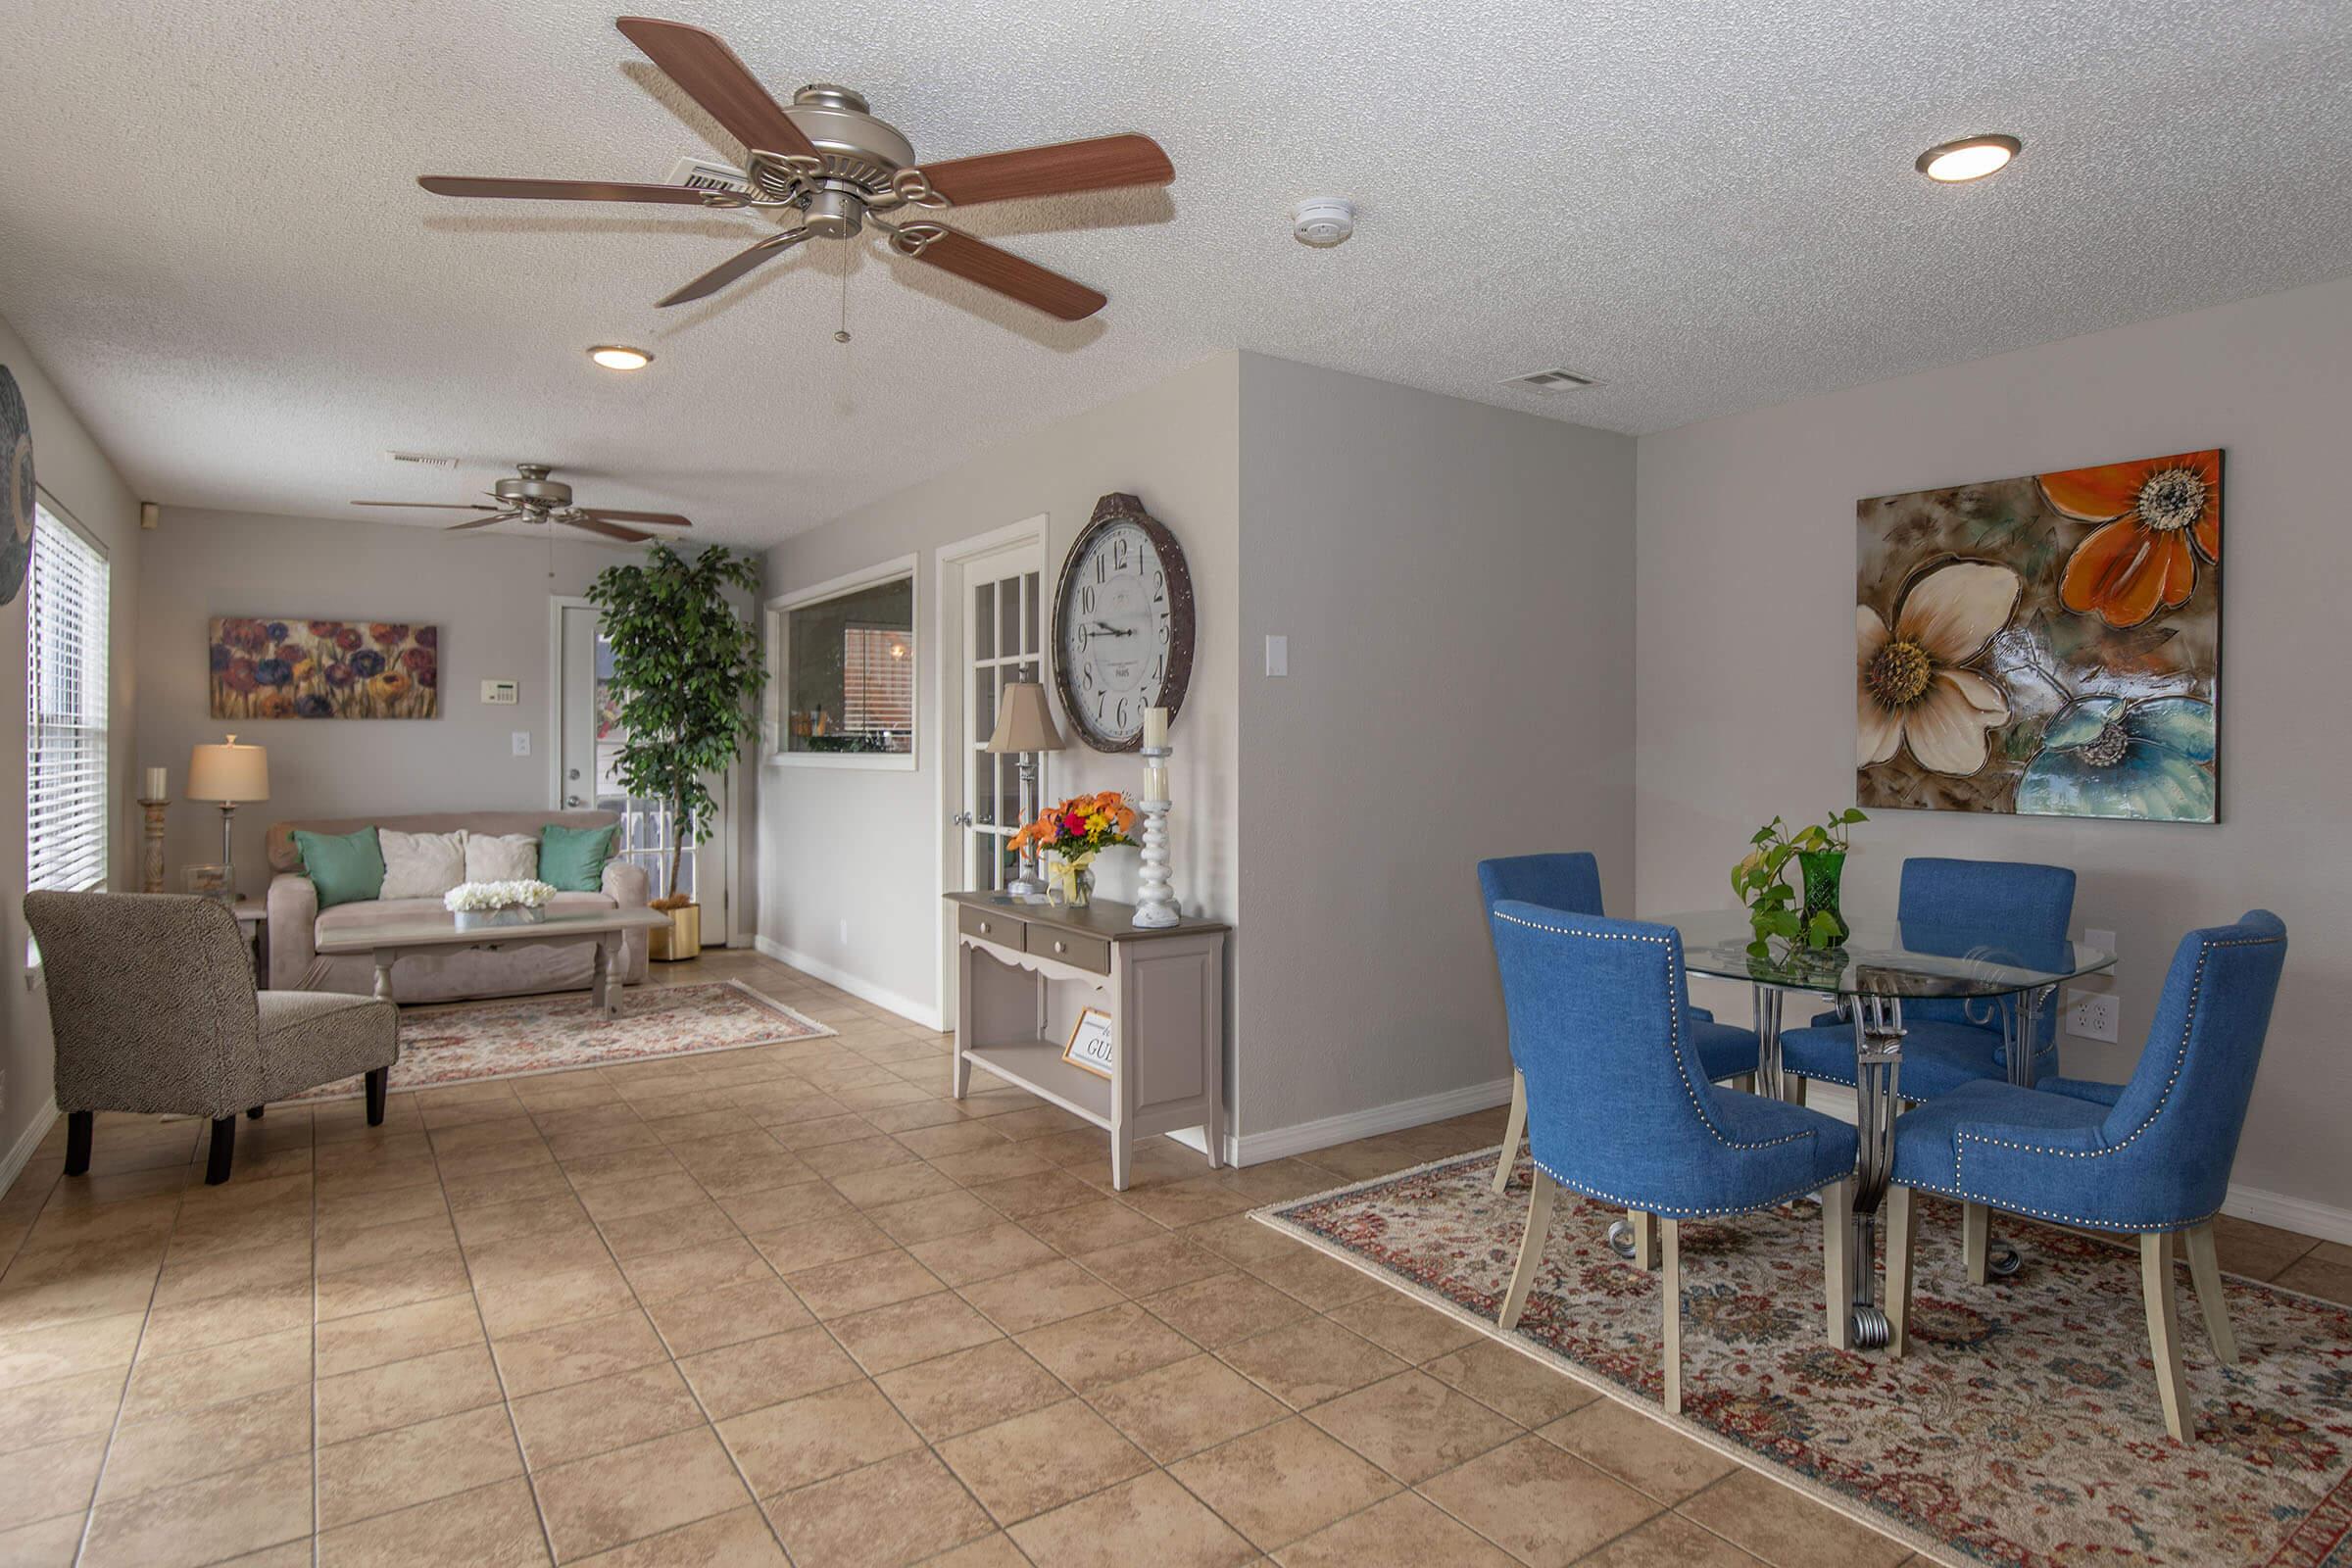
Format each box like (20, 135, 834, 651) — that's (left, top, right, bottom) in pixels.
(1, 948, 2343, 1567)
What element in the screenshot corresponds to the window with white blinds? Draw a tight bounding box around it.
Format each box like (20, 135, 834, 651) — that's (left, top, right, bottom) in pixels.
(25, 503, 110, 894)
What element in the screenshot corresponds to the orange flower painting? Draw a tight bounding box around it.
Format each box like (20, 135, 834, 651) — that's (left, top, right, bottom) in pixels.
(2037, 450, 2221, 629)
(1857, 449, 2220, 821)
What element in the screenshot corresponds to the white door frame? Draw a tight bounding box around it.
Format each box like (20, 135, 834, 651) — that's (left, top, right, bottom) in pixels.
(935, 514, 1050, 1018)
(546, 595, 741, 946)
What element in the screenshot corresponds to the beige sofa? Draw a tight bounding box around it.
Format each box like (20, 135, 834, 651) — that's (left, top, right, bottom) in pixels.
(266, 809, 653, 1004)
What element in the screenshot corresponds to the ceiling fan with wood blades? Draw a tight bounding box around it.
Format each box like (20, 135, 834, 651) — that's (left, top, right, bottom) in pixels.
(417, 16, 1173, 323)
(352, 464, 691, 543)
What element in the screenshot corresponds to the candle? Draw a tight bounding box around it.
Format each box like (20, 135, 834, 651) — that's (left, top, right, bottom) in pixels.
(1143, 707, 1168, 750)
(145, 766, 168, 800)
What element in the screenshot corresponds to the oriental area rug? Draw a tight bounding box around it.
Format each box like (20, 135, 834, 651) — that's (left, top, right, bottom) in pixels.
(295, 980, 834, 1100)
(1256, 1151, 2352, 1568)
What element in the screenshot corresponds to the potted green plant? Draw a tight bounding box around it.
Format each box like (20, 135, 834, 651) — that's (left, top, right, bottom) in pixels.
(586, 543, 766, 960)
(1732, 808, 1867, 957)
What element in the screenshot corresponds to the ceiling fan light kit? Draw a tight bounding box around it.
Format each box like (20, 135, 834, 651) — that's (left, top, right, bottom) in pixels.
(418, 17, 1175, 326)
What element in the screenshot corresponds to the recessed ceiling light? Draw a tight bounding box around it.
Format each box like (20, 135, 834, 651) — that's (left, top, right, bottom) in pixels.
(587, 345, 653, 371)
(1916, 134, 2021, 183)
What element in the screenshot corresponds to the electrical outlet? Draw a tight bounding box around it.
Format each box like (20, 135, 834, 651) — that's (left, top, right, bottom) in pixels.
(838, 919, 850, 947)
(511, 731, 531, 757)
(2066, 988, 2120, 1043)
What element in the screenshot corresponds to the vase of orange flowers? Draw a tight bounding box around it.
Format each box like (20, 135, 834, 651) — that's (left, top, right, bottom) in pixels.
(1007, 792, 1139, 908)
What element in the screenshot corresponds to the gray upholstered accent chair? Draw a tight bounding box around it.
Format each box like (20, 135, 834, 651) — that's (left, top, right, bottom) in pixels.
(24, 891, 400, 1185)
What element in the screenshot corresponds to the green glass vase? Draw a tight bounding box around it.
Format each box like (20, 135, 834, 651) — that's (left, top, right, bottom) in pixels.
(1797, 849, 1850, 948)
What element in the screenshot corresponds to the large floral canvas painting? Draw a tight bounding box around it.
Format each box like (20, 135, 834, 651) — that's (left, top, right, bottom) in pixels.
(1856, 450, 2220, 821)
(209, 617, 439, 719)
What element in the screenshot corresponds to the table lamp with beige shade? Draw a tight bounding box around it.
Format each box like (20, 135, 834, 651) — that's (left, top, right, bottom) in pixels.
(985, 682, 1064, 900)
(186, 735, 269, 899)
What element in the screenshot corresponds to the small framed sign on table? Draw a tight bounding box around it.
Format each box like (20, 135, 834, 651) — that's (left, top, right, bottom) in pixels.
(1062, 1007, 1116, 1079)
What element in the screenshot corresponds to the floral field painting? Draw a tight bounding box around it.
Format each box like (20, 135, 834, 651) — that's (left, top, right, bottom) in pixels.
(209, 617, 439, 719)
(1856, 450, 2219, 821)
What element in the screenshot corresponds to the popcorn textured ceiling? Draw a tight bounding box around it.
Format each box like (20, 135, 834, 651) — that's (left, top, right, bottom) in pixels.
(0, 0, 2346, 544)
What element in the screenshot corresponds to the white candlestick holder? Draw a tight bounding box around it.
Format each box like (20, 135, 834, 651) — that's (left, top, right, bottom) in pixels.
(1132, 745, 1180, 928)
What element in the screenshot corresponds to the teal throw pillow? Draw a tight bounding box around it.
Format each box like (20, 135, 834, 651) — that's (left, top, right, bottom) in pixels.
(292, 826, 386, 910)
(539, 823, 617, 893)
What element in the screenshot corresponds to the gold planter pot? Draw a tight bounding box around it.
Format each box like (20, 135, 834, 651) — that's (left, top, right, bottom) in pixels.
(649, 902, 702, 962)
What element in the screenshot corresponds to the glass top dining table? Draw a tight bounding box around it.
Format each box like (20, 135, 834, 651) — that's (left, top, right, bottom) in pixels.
(1642, 908, 2118, 1350)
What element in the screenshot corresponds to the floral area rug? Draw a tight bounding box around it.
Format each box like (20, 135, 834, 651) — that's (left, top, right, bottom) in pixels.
(294, 981, 835, 1101)
(1255, 1150, 2352, 1568)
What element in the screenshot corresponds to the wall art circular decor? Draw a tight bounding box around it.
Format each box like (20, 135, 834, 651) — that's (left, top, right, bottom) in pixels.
(0, 367, 32, 607)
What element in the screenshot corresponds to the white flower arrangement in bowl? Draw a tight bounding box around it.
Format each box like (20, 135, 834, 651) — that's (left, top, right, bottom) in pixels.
(444, 879, 558, 930)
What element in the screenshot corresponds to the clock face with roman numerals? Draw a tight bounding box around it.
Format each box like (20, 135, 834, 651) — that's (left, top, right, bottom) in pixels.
(1051, 494, 1195, 752)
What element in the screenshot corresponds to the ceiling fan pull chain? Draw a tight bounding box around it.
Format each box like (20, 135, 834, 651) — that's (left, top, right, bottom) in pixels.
(835, 258, 852, 345)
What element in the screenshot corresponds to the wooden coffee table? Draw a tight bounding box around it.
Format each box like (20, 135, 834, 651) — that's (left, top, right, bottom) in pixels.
(315, 907, 672, 1015)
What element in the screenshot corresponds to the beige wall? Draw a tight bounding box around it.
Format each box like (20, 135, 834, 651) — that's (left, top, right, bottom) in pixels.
(2, 314, 142, 1172)
(133, 508, 758, 926)
(1635, 275, 2352, 1225)
(755, 353, 1243, 1040)
(1236, 356, 1638, 1143)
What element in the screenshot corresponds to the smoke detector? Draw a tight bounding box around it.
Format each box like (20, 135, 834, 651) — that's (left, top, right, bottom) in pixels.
(1292, 198, 1355, 248)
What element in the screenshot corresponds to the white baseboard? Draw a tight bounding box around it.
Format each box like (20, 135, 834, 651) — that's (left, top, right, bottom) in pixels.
(1229, 1075, 1516, 1168)
(1742, 1083, 2352, 1247)
(0, 1099, 58, 1198)
(753, 937, 945, 1033)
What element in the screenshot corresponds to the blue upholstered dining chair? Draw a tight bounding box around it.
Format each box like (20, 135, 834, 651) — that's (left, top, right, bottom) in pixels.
(1478, 855, 1762, 1198)
(1488, 904, 1859, 1413)
(1883, 910, 2287, 1443)
(1780, 857, 2078, 1103)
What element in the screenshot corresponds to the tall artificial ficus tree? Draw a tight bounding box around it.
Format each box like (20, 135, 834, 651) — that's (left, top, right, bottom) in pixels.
(585, 543, 767, 907)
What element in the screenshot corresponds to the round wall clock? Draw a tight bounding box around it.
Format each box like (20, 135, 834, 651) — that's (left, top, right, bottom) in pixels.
(0, 367, 32, 608)
(1051, 492, 1195, 752)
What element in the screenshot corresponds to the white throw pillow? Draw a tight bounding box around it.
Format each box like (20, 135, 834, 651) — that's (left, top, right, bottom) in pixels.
(377, 828, 468, 900)
(466, 832, 539, 884)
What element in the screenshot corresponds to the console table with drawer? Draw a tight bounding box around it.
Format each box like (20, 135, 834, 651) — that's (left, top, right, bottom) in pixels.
(947, 892, 1229, 1190)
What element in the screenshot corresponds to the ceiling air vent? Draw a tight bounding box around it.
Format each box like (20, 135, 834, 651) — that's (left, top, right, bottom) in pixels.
(1506, 368, 1602, 392)
(386, 451, 459, 469)
(665, 155, 754, 197)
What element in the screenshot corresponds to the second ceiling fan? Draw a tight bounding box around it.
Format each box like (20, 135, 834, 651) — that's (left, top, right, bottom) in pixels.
(419, 16, 1175, 322)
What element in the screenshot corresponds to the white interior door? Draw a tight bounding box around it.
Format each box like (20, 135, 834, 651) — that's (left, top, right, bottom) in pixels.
(555, 599, 734, 943)
(955, 541, 1047, 895)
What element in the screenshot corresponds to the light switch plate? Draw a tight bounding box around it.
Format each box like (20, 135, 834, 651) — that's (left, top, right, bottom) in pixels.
(2083, 927, 2117, 956)
(511, 731, 531, 757)
(1264, 634, 1289, 677)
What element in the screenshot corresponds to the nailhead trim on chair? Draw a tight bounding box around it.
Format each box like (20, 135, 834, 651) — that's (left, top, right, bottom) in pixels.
(1532, 1157, 1841, 1222)
(1922, 931, 2282, 1232)
(1492, 908, 1816, 1157)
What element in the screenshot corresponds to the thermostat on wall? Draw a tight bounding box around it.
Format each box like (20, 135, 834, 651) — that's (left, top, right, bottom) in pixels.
(480, 680, 518, 706)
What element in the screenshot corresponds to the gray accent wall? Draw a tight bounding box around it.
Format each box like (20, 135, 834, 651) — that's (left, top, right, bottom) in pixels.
(1236, 355, 1638, 1140)
(2, 313, 142, 1171)
(1635, 275, 2352, 1220)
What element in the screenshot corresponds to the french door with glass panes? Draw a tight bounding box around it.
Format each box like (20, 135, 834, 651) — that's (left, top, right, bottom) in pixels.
(957, 541, 1046, 895)
(553, 599, 733, 942)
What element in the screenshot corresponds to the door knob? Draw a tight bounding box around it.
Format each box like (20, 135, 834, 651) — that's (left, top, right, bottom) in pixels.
(952, 810, 975, 827)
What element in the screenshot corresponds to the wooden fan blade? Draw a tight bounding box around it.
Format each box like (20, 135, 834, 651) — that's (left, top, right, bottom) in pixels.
(657, 227, 811, 308)
(447, 513, 521, 531)
(909, 133, 1172, 208)
(893, 225, 1105, 321)
(615, 18, 815, 160)
(353, 501, 504, 511)
(564, 515, 654, 544)
(581, 510, 692, 526)
(418, 175, 714, 205)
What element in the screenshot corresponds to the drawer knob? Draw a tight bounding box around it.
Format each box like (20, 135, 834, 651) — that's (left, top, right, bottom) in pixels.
(1054, 940, 1067, 954)
(978, 921, 991, 935)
